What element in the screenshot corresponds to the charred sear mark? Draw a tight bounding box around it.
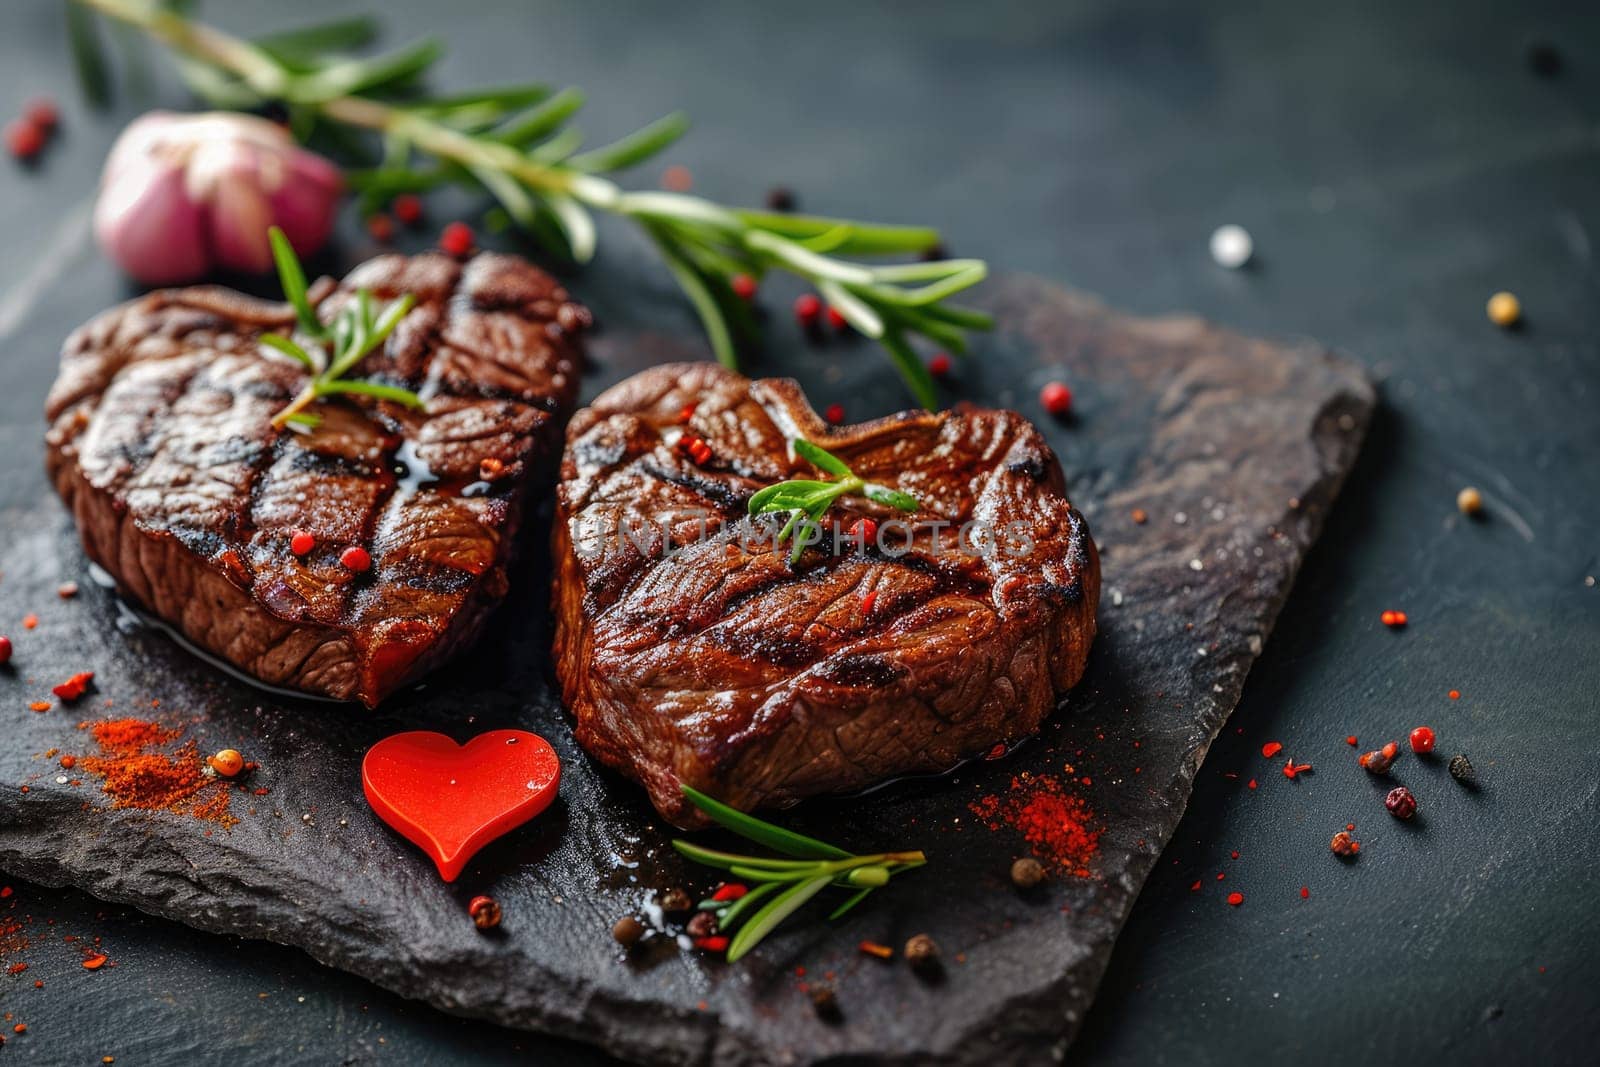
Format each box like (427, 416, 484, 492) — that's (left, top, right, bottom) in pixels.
(288, 450, 378, 479)
(814, 654, 905, 688)
(640, 460, 745, 514)
(710, 627, 818, 668)
(1007, 454, 1047, 480)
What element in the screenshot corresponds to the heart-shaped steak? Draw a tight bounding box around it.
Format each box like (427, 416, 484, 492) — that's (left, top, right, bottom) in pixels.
(362, 730, 560, 882)
(45, 252, 585, 706)
(552, 363, 1099, 827)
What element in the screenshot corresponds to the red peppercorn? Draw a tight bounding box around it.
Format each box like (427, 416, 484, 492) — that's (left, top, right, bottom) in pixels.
(289, 531, 315, 557)
(468, 895, 502, 930)
(1381, 610, 1407, 628)
(676, 434, 713, 465)
(1226, 891, 1244, 907)
(1409, 725, 1436, 754)
(1040, 381, 1073, 415)
(928, 353, 952, 377)
(439, 221, 475, 257)
(366, 213, 394, 243)
(826, 306, 848, 332)
(24, 98, 58, 133)
(711, 883, 748, 903)
(848, 517, 878, 547)
(1300, 886, 1310, 899)
(0, 635, 11, 664)
(1384, 786, 1418, 820)
(730, 274, 758, 300)
(392, 194, 424, 225)
(794, 294, 823, 328)
(340, 546, 372, 573)
(6, 119, 45, 160)
(825, 403, 845, 425)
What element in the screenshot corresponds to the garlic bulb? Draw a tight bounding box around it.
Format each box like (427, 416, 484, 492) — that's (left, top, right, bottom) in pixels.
(94, 111, 343, 285)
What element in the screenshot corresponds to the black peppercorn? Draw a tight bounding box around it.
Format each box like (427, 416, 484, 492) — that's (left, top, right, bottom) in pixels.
(810, 984, 840, 1020)
(1010, 857, 1045, 889)
(905, 933, 940, 972)
(919, 242, 948, 263)
(1385, 786, 1418, 820)
(1448, 754, 1476, 785)
(468, 895, 502, 930)
(1526, 41, 1563, 77)
(765, 186, 797, 212)
(658, 887, 693, 915)
(612, 915, 645, 948)
(686, 911, 719, 939)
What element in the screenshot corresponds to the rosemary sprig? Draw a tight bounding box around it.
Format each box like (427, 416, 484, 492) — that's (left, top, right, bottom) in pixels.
(747, 439, 920, 563)
(672, 785, 925, 962)
(259, 226, 419, 429)
(69, 0, 992, 408)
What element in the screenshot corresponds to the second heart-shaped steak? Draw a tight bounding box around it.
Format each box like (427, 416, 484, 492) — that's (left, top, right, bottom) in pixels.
(552, 363, 1099, 827)
(45, 252, 585, 706)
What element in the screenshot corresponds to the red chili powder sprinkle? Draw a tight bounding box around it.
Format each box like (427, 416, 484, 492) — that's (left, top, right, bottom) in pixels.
(859, 590, 877, 616)
(76, 719, 237, 828)
(1346, 822, 1355, 832)
(1230, 850, 1239, 859)
(81, 954, 108, 971)
(1261, 741, 1283, 758)
(6, 963, 25, 975)
(1189, 880, 1201, 892)
(969, 773, 1101, 877)
(858, 941, 894, 960)
(29, 702, 49, 713)
(1226, 891, 1244, 906)
(22, 614, 38, 630)
(1247, 778, 1258, 790)
(1300, 886, 1310, 899)
(1448, 690, 1460, 700)
(1346, 735, 1358, 746)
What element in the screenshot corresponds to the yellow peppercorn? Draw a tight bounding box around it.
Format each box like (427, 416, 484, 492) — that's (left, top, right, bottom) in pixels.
(1487, 291, 1521, 327)
(1457, 486, 1484, 516)
(209, 749, 244, 778)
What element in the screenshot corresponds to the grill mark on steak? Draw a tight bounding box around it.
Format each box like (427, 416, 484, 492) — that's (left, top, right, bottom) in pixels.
(552, 363, 1100, 826)
(46, 252, 585, 706)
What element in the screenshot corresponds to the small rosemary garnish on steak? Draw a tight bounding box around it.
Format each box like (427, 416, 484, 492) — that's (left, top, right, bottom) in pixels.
(747, 439, 920, 564)
(672, 785, 926, 963)
(260, 226, 420, 430)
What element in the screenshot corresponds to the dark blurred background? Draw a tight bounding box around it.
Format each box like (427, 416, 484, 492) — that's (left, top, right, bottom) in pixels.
(1, 1, 1597, 1063)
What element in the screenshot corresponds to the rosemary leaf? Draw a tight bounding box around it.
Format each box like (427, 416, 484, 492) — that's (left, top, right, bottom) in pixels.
(316, 379, 424, 407)
(680, 785, 850, 861)
(726, 874, 832, 963)
(716, 881, 781, 933)
(259, 332, 317, 370)
(792, 439, 851, 477)
(268, 228, 323, 338)
(568, 112, 690, 173)
(826, 887, 874, 921)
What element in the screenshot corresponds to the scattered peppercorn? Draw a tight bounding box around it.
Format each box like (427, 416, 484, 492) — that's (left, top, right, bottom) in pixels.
(765, 186, 797, 211)
(686, 911, 719, 939)
(794, 293, 823, 329)
(339, 546, 372, 573)
(1457, 486, 1484, 517)
(810, 984, 840, 1020)
(1385, 786, 1418, 820)
(439, 221, 475, 257)
(1130, 508, 1148, 525)
(24, 98, 59, 133)
(1040, 381, 1073, 416)
(661, 165, 693, 192)
(905, 933, 940, 971)
(290, 531, 315, 557)
(730, 273, 757, 300)
(392, 194, 424, 225)
(0, 635, 11, 665)
(60, 754, 76, 769)
(612, 915, 645, 948)
(929, 353, 952, 377)
(1010, 856, 1046, 889)
(1409, 726, 1437, 754)
(1526, 41, 1563, 77)
(468, 895, 502, 930)
(366, 213, 394, 243)
(208, 749, 245, 778)
(1225, 891, 1244, 906)
(1330, 830, 1360, 857)
(1487, 291, 1521, 328)
(6, 119, 44, 160)
(825, 305, 848, 332)
(1300, 886, 1310, 899)
(824, 403, 845, 425)
(847, 517, 878, 548)
(1359, 741, 1400, 774)
(1448, 754, 1476, 785)
(659, 887, 693, 915)
(1380, 610, 1408, 628)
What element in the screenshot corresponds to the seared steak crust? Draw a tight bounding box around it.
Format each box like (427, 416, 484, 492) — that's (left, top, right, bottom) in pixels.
(45, 252, 584, 707)
(553, 363, 1099, 826)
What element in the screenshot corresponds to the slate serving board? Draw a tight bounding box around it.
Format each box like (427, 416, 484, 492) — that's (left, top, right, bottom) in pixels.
(0, 266, 1371, 1065)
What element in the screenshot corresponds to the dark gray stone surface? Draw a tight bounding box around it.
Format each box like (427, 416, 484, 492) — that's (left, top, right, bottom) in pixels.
(0, 240, 1370, 1062)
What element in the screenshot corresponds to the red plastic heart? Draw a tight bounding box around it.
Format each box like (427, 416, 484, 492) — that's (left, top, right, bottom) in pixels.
(361, 730, 560, 882)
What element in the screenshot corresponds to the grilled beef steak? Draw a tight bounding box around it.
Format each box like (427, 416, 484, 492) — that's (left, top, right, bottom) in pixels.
(45, 252, 584, 707)
(553, 363, 1099, 826)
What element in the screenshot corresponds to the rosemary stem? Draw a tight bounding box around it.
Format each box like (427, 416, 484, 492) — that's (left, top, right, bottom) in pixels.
(271, 383, 318, 430)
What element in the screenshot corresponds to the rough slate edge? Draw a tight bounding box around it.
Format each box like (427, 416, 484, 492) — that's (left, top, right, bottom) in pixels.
(0, 273, 1374, 1066)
